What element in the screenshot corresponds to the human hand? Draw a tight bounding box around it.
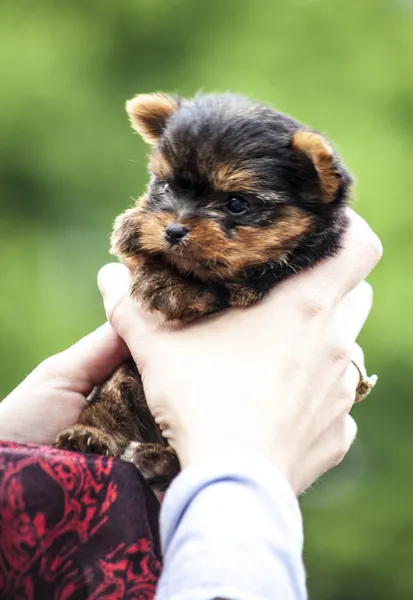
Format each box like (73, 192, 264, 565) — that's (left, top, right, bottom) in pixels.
(98, 210, 382, 494)
(0, 323, 128, 445)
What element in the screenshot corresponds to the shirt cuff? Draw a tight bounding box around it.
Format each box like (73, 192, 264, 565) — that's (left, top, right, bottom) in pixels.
(156, 453, 306, 600)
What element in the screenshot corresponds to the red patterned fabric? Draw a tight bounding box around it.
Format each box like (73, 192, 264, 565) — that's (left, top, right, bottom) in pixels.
(0, 441, 162, 600)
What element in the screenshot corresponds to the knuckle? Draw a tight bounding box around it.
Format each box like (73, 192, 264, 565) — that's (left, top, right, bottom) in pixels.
(331, 443, 348, 466)
(331, 416, 357, 466)
(358, 281, 373, 305)
(331, 429, 351, 466)
(331, 344, 352, 367)
(360, 229, 383, 270)
(38, 354, 61, 374)
(352, 342, 365, 365)
(35, 354, 65, 382)
(354, 213, 383, 265)
(369, 231, 383, 264)
(299, 291, 328, 319)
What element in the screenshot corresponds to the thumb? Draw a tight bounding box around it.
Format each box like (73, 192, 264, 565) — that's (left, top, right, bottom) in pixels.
(97, 263, 156, 364)
(98, 263, 132, 321)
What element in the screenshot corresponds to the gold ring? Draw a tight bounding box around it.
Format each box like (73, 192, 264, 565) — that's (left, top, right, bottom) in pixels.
(351, 359, 378, 403)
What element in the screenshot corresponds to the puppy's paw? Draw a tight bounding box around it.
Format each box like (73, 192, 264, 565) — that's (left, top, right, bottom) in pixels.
(135, 279, 219, 321)
(152, 288, 219, 321)
(53, 425, 119, 457)
(128, 257, 220, 321)
(122, 442, 180, 490)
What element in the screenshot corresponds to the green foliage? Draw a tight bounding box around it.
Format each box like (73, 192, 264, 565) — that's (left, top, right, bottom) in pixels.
(1, 0, 412, 597)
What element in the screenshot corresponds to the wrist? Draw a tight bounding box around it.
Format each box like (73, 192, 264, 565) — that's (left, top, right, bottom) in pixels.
(161, 450, 302, 544)
(169, 433, 293, 491)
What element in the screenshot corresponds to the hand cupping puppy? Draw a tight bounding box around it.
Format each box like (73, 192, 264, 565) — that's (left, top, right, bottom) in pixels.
(98, 209, 381, 494)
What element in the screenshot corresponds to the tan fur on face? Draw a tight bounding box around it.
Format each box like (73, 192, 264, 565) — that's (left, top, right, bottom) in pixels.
(177, 207, 313, 279)
(147, 148, 257, 195)
(126, 93, 178, 144)
(136, 212, 172, 254)
(112, 201, 314, 281)
(149, 150, 174, 181)
(110, 195, 154, 270)
(292, 130, 341, 202)
(212, 164, 257, 194)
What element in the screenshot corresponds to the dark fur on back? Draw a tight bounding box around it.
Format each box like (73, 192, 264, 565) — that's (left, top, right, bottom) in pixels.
(54, 92, 353, 487)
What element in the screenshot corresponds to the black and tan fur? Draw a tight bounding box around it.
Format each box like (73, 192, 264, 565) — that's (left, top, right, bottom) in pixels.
(54, 92, 352, 490)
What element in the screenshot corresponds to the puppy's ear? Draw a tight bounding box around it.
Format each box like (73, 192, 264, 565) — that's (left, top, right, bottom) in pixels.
(126, 93, 179, 144)
(292, 130, 341, 203)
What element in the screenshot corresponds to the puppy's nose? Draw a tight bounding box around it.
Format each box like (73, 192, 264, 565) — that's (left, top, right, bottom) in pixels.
(165, 223, 189, 245)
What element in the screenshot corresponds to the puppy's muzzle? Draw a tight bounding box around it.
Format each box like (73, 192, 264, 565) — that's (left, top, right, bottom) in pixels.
(164, 223, 189, 245)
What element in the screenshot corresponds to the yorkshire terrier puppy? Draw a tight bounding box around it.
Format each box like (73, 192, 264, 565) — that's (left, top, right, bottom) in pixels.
(54, 92, 352, 491)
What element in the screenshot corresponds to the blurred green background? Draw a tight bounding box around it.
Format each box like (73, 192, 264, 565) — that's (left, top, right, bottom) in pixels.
(1, 0, 412, 597)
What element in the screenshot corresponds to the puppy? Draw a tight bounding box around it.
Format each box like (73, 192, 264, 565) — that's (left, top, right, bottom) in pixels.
(54, 92, 352, 490)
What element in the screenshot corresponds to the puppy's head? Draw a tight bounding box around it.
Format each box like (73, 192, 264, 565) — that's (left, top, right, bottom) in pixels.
(113, 92, 352, 281)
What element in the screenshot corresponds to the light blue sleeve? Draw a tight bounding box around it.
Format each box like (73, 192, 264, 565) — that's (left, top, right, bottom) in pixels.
(155, 454, 307, 600)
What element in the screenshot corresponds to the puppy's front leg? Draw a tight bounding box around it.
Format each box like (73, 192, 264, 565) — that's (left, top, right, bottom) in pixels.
(54, 425, 120, 457)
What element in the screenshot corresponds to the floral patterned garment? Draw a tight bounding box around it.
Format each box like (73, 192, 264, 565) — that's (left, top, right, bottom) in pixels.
(0, 441, 162, 600)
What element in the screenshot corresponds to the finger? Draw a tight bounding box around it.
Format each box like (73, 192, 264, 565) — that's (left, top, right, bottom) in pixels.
(346, 344, 365, 395)
(326, 347, 364, 416)
(321, 414, 358, 464)
(344, 414, 358, 449)
(298, 414, 358, 494)
(38, 322, 129, 394)
(308, 352, 363, 437)
(337, 280, 373, 341)
(98, 263, 132, 321)
(293, 210, 382, 304)
(98, 263, 159, 362)
(352, 342, 365, 365)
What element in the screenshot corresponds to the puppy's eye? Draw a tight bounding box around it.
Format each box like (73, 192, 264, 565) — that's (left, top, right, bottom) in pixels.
(227, 195, 249, 215)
